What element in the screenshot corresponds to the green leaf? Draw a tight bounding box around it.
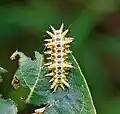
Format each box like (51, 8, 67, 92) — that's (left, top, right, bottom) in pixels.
(10, 50, 96, 114)
(0, 67, 7, 83)
(0, 67, 17, 114)
(0, 97, 17, 114)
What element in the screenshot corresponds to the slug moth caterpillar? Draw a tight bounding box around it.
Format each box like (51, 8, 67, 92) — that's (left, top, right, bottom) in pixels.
(44, 24, 73, 92)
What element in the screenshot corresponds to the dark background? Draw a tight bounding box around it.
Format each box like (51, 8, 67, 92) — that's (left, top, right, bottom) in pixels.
(0, 0, 120, 114)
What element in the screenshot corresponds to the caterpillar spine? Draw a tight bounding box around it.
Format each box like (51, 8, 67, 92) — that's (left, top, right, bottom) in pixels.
(44, 24, 73, 92)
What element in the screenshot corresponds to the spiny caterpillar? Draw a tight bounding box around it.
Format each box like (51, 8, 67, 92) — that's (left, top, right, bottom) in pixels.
(44, 24, 73, 92)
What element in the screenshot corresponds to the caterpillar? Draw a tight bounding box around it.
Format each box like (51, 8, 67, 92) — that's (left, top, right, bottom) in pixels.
(44, 24, 73, 92)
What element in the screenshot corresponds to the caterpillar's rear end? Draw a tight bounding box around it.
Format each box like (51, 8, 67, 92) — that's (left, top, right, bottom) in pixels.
(44, 24, 73, 92)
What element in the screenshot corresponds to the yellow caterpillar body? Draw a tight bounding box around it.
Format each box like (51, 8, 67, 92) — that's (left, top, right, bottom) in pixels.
(44, 24, 73, 92)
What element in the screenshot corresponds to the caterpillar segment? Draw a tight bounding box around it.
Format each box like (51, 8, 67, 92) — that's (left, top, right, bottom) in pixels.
(44, 24, 73, 92)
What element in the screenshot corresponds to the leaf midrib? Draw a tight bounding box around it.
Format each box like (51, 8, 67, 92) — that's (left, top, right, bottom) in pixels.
(25, 55, 43, 103)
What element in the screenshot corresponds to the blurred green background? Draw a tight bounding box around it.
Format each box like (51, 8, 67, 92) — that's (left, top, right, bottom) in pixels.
(0, 0, 120, 114)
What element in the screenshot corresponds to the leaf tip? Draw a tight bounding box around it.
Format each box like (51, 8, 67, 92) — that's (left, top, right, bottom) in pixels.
(10, 50, 19, 60)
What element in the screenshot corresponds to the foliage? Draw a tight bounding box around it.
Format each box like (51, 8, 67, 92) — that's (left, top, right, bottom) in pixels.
(9, 50, 96, 114)
(0, 67, 17, 114)
(0, 67, 7, 83)
(0, 97, 17, 114)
